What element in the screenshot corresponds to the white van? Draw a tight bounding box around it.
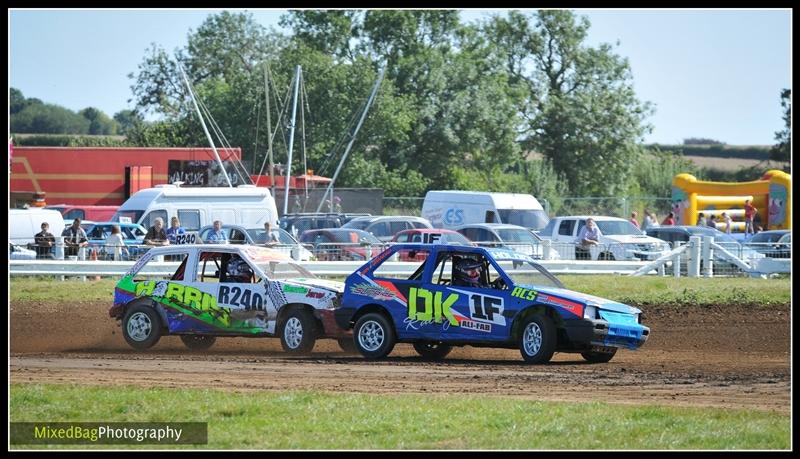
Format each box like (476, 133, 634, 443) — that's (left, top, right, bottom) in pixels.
(422, 191, 550, 231)
(9, 208, 66, 245)
(112, 185, 278, 231)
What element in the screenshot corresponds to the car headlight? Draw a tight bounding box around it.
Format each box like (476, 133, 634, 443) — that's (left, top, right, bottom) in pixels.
(584, 305, 597, 320)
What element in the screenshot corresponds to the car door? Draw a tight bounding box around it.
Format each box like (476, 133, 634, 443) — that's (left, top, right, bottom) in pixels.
(418, 250, 511, 342)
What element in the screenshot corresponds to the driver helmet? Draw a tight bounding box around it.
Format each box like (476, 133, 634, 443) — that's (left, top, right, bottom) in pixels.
(454, 257, 483, 287)
(227, 257, 253, 282)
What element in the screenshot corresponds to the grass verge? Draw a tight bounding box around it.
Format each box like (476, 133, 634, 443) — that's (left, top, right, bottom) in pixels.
(10, 275, 790, 307)
(10, 384, 790, 450)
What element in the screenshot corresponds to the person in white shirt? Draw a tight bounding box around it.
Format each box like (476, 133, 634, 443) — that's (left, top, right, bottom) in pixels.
(105, 225, 129, 260)
(721, 212, 733, 234)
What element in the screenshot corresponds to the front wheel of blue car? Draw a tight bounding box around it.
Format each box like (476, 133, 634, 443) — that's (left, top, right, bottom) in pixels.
(519, 314, 556, 364)
(354, 313, 395, 359)
(122, 304, 162, 350)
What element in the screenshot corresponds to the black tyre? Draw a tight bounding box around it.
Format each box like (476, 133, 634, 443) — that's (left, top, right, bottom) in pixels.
(581, 348, 617, 363)
(122, 304, 162, 350)
(518, 313, 556, 364)
(413, 342, 453, 360)
(353, 313, 396, 359)
(180, 335, 217, 351)
(337, 337, 358, 354)
(280, 308, 318, 354)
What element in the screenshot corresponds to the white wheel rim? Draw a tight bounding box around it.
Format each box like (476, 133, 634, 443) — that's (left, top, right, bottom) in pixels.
(127, 311, 152, 342)
(284, 317, 303, 349)
(523, 322, 542, 356)
(358, 320, 385, 352)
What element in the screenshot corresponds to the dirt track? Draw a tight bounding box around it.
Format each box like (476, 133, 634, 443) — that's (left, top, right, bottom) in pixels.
(10, 300, 791, 413)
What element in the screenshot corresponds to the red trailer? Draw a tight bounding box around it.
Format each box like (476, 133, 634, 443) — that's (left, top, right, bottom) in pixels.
(10, 147, 242, 206)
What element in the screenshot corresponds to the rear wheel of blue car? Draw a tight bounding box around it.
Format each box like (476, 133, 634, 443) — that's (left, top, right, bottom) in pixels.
(519, 314, 556, 364)
(581, 348, 617, 363)
(180, 335, 216, 351)
(354, 313, 395, 359)
(122, 305, 162, 350)
(413, 342, 452, 360)
(280, 309, 318, 354)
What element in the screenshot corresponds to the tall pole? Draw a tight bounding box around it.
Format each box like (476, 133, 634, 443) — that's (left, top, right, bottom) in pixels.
(178, 63, 232, 187)
(264, 63, 275, 197)
(316, 66, 385, 213)
(284, 65, 301, 215)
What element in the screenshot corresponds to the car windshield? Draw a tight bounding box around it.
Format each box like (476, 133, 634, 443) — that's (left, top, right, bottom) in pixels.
(497, 209, 549, 230)
(259, 260, 315, 280)
(112, 210, 144, 224)
(496, 228, 540, 244)
(747, 232, 786, 243)
(330, 230, 380, 244)
(596, 220, 643, 236)
(247, 228, 297, 245)
(492, 258, 564, 289)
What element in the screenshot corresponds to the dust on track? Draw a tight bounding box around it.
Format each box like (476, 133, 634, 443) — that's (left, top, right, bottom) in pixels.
(10, 300, 791, 413)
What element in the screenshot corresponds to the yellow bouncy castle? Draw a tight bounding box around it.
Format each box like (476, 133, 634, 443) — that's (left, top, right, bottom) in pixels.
(671, 170, 791, 232)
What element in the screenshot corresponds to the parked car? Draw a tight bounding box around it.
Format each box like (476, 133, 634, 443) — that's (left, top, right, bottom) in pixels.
(298, 228, 383, 261)
(391, 229, 474, 262)
(84, 222, 148, 260)
(279, 213, 349, 238)
(109, 244, 351, 353)
(645, 225, 765, 260)
(743, 230, 791, 258)
(453, 223, 557, 259)
(342, 215, 433, 242)
(10, 242, 37, 260)
(337, 244, 650, 363)
(198, 223, 314, 261)
(539, 216, 670, 261)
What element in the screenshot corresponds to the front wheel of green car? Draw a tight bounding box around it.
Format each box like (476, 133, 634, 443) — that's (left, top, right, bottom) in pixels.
(122, 304, 162, 350)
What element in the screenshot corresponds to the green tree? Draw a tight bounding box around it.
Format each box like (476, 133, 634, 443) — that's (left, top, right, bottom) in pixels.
(486, 11, 653, 196)
(113, 109, 144, 135)
(11, 102, 90, 134)
(770, 88, 790, 163)
(79, 107, 118, 135)
(10, 87, 28, 114)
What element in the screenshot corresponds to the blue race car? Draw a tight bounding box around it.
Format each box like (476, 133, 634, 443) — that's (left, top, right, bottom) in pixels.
(336, 244, 649, 363)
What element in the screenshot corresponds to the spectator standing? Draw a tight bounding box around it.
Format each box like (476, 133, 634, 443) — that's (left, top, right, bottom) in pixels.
(333, 196, 343, 213)
(33, 222, 56, 258)
(106, 225, 129, 260)
(206, 220, 228, 243)
(292, 195, 303, 214)
(696, 212, 707, 227)
(629, 211, 640, 229)
(264, 221, 280, 245)
(661, 212, 676, 226)
(144, 217, 170, 246)
(642, 210, 659, 230)
(707, 214, 718, 229)
(744, 200, 758, 236)
(62, 218, 89, 257)
(166, 216, 186, 245)
(721, 212, 733, 234)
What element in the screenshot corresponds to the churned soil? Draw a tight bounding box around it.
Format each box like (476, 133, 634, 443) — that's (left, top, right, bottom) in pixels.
(11, 300, 790, 413)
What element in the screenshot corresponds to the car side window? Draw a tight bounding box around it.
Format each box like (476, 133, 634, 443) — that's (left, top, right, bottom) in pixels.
(170, 254, 190, 281)
(575, 220, 587, 236)
(230, 229, 247, 244)
(411, 221, 429, 229)
(395, 233, 409, 243)
(390, 221, 408, 235)
(373, 249, 430, 280)
(369, 222, 391, 238)
(142, 210, 168, 229)
(558, 220, 575, 236)
(196, 252, 223, 283)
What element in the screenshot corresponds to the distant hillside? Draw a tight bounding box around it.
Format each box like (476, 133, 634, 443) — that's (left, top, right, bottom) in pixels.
(647, 144, 771, 160)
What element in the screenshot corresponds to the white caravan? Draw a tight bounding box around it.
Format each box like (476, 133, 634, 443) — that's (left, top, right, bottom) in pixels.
(112, 185, 278, 231)
(422, 191, 549, 231)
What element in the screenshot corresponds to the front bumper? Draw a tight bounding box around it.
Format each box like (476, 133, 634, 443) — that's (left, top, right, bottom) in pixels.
(316, 309, 351, 338)
(563, 318, 649, 350)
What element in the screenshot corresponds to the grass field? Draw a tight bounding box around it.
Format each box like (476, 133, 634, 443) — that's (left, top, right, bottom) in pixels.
(10, 384, 790, 450)
(10, 275, 791, 307)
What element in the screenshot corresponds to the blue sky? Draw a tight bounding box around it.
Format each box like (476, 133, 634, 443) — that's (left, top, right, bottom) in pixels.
(9, 9, 792, 145)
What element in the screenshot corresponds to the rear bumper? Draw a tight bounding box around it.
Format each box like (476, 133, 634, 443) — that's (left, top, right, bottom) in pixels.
(563, 319, 649, 350)
(316, 309, 351, 338)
